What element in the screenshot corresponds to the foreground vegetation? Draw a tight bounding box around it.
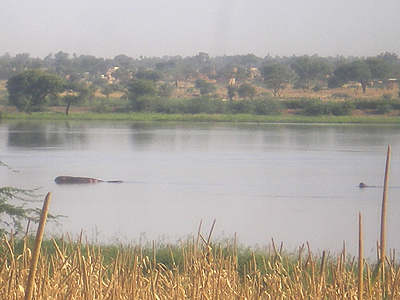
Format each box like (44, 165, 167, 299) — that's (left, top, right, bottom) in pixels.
(0, 227, 398, 299)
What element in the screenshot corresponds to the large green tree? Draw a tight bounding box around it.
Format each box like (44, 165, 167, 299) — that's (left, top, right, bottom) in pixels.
(290, 55, 333, 89)
(134, 69, 163, 82)
(125, 79, 158, 111)
(365, 57, 392, 80)
(334, 60, 372, 93)
(195, 79, 216, 95)
(6, 69, 64, 112)
(261, 63, 292, 97)
(237, 83, 257, 99)
(63, 81, 92, 115)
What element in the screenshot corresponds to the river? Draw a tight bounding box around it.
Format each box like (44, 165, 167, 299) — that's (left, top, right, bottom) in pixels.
(1, 120, 400, 258)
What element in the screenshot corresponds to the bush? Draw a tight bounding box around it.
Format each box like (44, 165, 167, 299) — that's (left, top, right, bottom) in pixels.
(376, 103, 391, 114)
(352, 99, 376, 110)
(195, 79, 216, 95)
(130, 95, 153, 112)
(388, 99, 400, 110)
(181, 97, 224, 114)
(326, 101, 353, 116)
(292, 80, 308, 90)
(352, 98, 398, 111)
(301, 98, 329, 115)
(327, 76, 344, 89)
(237, 83, 257, 99)
(312, 84, 322, 92)
(253, 98, 283, 115)
(300, 98, 352, 116)
(282, 99, 305, 109)
(226, 99, 253, 114)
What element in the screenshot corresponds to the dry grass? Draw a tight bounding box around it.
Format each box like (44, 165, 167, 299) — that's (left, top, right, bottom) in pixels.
(172, 82, 398, 100)
(1, 231, 400, 299)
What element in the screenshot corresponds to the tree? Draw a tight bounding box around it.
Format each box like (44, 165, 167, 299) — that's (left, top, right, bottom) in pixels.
(7, 69, 64, 112)
(195, 79, 216, 95)
(0, 162, 59, 236)
(111, 68, 132, 87)
(135, 69, 163, 82)
(63, 81, 91, 115)
(0, 53, 15, 79)
(54, 51, 73, 77)
(365, 57, 391, 80)
(125, 79, 158, 111)
(100, 83, 121, 99)
(158, 83, 174, 98)
(261, 63, 292, 97)
(290, 55, 333, 89)
(334, 60, 372, 93)
(226, 85, 237, 100)
(0, 186, 40, 235)
(237, 83, 257, 99)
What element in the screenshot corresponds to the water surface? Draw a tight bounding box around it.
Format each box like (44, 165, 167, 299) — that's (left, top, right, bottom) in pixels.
(1, 120, 400, 257)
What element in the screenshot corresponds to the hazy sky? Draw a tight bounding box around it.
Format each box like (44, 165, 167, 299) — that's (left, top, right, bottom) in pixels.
(1, 0, 399, 59)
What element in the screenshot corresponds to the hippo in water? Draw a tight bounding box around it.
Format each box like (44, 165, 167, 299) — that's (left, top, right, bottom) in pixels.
(55, 176, 122, 184)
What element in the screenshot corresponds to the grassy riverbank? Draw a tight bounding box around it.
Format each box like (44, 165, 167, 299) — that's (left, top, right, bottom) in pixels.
(2, 110, 400, 124)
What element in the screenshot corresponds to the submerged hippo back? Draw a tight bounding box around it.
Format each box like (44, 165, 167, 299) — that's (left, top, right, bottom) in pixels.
(55, 176, 100, 184)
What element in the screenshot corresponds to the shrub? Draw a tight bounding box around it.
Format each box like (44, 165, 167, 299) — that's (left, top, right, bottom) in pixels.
(237, 83, 257, 99)
(282, 99, 305, 109)
(130, 95, 153, 112)
(195, 79, 216, 95)
(226, 99, 253, 114)
(376, 103, 391, 114)
(301, 98, 329, 116)
(381, 93, 393, 101)
(352, 98, 397, 111)
(253, 98, 283, 115)
(300, 98, 352, 116)
(388, 99, 400, 110)
(312, 84, 322, 92)
(326, 101, 353, 116)
(292, 80, 308, 90)
(182, 96, 223, 114)
(327, 76, 344, 89)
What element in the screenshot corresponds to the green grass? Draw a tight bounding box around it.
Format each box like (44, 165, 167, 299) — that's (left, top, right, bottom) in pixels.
(2, 111, 400, 124)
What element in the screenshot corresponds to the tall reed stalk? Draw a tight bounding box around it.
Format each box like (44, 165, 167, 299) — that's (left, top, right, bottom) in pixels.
(24, 192, 51, 300)
(380, 145, 390, 267)
(358, 212, 363, 300)
(379, 145, 391, 298)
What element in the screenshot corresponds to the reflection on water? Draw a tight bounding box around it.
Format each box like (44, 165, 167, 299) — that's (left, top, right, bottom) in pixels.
(1, 120, 400, 257)
(6, 121, 88, 148)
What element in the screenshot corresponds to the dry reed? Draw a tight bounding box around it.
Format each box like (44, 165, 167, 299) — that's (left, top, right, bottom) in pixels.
(1, 232, 400, 299)
(24, 191, 51, 300)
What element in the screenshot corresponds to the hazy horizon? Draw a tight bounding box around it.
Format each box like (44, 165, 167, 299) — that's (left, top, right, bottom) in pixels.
(1, 0, 399, 60)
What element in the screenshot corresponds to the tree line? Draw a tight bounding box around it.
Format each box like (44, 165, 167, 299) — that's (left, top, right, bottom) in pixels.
(1, 51, 400, 114)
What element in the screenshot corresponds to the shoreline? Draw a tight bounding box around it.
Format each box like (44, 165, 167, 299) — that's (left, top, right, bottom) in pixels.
(2, 110, 400, 124)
